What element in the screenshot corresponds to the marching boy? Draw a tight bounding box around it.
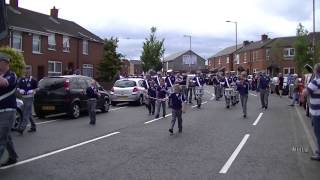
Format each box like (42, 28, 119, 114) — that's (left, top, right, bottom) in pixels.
(168, 84, 187, 134)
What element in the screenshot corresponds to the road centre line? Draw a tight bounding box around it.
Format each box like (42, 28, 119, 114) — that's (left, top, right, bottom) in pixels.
(219, 134, 250, 174)
(145, 101, 208, 124)
(252, 113, 263, 126)
(0, 132, 120, 170)
(35, 120, 57, 125)
(109, 106, 128, 111)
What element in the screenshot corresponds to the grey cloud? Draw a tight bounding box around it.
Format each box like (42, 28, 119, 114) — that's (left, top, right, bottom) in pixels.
(256, 0, 312, 21)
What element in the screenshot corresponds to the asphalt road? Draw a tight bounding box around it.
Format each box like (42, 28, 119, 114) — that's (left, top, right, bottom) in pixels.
(0, 87, 320, 180)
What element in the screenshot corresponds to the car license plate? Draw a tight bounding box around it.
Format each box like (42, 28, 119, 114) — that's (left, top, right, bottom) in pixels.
(118, 96, 128, 100)
(42, 106, 55, 110)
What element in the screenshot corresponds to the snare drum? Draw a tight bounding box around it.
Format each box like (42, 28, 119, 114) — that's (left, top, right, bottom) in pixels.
(195, 87, 204, 95)
(224, 88, 234, 97)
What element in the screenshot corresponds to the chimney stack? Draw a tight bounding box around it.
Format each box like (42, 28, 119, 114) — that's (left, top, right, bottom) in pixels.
(243, 40, 250, 46)
(10, 0, 19, 8)
(50, 6, 59, 19)
(261, 34, 268, 41)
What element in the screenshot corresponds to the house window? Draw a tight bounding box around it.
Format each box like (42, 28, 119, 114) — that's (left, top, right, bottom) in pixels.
(25, 65, 32, 73)
(266, 48, 270, 61)
(283, 67, 295, 75)
(82, 40, 88, 55)
(253, 69, 257, 73)
(32, 34, 41, 53)
(236, 54, 240, 64)
(218, 58, 221, 65)
(63, 36, 70, 52)
(11, 31, 22, 51)
(82, 64, 93, 77)
(226, 57, 229, 64)
(48, 61, 62, 76)
(48, 34, 56, 50)
(244, 53, 247, 63)
(283, 48, 295, 58)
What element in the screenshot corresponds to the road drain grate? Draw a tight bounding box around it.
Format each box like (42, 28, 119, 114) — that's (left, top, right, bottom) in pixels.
(292, 146, 309, 153)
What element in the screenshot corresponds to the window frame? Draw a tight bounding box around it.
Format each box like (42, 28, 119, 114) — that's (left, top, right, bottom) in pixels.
(283, 48, 295, 58)
(266, 48, 270, 61)
(226, 57, 229, 64)
(11, 31, 22, 51)
(82, 40, 88, 55)
(48, 34, 56, 50)
(63, 36, 70, 52)
(32, 34, 41, 53)
(82, 64, 93, 77)
(48, 61, 63, 76)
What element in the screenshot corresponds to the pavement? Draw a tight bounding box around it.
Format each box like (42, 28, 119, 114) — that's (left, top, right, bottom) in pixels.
(0, 87, 320, 180)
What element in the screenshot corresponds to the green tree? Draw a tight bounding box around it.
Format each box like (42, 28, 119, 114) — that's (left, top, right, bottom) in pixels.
(0, 46, 25, 77)
(140, 27, 165, 72)
(97, 37, 122, 82)
(294, 23, 312, 74)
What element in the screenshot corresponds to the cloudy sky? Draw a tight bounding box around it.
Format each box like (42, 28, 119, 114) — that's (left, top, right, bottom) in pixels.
(9, 0, 320, 60)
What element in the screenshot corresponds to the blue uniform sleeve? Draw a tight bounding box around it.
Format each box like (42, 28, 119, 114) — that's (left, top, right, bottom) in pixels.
(5, 72, 17, 91)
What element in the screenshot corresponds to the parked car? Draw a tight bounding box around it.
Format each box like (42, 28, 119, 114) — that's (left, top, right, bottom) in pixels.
(34, 75, 110, 119)
(111, 78, 145, 106)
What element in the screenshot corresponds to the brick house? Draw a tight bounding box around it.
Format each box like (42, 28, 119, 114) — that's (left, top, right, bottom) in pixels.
(234, 35, 274, 75)
(0, 0, 104, 80)
(163, 50, 206, 73)
(120, 59, 130, 77)
(208, 44, 243, 72)
(129, 60, 143, 75)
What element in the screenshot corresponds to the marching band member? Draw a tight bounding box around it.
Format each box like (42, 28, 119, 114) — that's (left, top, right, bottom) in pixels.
(237, 72, 250, 118)
(224, 73, 233, 108)
(86, 81, 100, 125)
(155, 78, 168, 118)
(168, 84, 186, 134)
(193, 71, 205, 87)
(165, 70, 175, 91)
(16, 67, 38, 134)
(147, 80, 157, 115)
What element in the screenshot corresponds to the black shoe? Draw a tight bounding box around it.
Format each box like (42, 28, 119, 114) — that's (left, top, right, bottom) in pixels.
(27, 128, 36, 133)
(227, 105, 230, 109)
(17, 129, 24, 135)
(1, 158, 17, 167)
(178, 129, 182, 133)
(155, 115, 159, 118)
(265, 106, 268, 109)
(289, 104, 294, 107)
(169, 129, 173, 134)
(89, 122, 96, 125)
(243, 115, 247, 118)
(163, 115, 166, 118)
(310, 155, 320, 161)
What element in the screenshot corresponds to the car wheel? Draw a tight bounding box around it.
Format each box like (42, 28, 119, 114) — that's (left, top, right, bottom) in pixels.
(35, 110, 45, 119)
(111, 101, 117, 106)
(101, 99, 110, 113)
(69, 102, 80, 119)
(13, 109, 23, 130)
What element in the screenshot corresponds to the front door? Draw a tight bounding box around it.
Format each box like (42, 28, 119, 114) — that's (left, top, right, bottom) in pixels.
(37, 66, 45, 81)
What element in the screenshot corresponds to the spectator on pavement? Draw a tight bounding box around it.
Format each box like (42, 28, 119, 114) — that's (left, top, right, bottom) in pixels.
(305, 63, 320, 161)
(278, 73, 284, 97)
(289, 74, 299, 106)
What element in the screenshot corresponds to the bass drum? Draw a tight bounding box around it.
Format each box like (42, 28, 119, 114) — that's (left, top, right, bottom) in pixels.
(0, 149, 9, 164)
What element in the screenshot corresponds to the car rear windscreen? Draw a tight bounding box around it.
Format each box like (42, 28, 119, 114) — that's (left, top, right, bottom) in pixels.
(38, 77, 66, 90)
(114, 80, 136, 88)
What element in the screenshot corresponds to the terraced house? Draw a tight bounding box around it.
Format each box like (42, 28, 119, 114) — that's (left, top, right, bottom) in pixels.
(209, 33, 320, 76)
(0, 0, 104, 80)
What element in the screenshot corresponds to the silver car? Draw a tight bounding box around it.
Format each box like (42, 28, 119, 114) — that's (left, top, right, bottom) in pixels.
(111, 78, 146, 106)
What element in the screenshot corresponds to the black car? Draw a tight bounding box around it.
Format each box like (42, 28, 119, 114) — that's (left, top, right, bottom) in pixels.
(34, 75, 110, 119)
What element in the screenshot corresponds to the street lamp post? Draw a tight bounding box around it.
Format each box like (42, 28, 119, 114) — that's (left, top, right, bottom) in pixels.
(226, 20, 238, 72)
(184, 35, 192, 72)
(313, 0, 316, 63)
